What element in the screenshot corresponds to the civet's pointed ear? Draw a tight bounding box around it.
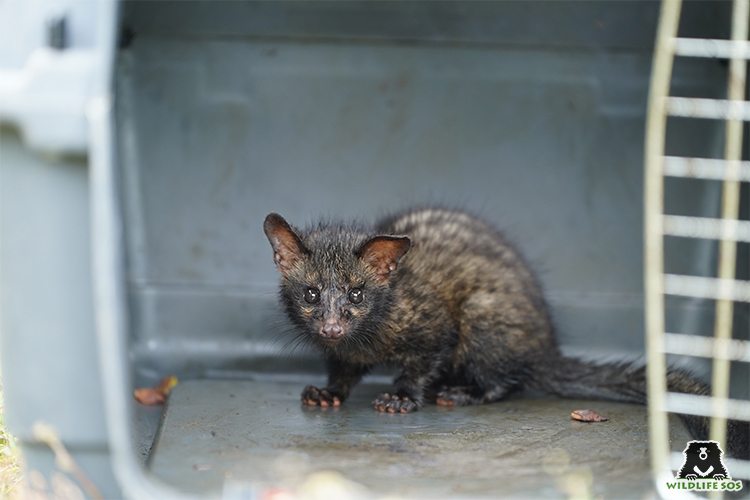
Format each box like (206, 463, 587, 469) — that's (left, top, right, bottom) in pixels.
(263, 213, 306, 275)
(358, 235, 411, 281)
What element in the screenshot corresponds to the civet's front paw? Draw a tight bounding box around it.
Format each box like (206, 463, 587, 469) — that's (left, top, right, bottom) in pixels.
(436, 386, 473, 407)
(372, 392, 418, 413)
(301, 386, 343, 407)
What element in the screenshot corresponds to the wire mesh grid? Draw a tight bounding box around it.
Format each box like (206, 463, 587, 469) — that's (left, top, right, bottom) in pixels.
(644, 0, 750, 494)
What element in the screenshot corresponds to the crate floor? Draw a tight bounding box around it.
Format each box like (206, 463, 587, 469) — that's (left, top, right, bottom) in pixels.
(148, 379, 691, 498)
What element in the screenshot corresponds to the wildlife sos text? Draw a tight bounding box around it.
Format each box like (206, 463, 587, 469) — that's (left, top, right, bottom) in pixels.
(666, 480, 742, 491)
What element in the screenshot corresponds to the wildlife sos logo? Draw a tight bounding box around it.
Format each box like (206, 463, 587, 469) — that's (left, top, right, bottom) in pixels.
(666, 440, 742, 492)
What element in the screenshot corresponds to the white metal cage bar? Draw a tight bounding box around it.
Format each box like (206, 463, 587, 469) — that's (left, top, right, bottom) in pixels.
(674, 38, 750, 59)
(644, 0, 750, 494)
(666, 96, 750, 120)
(663, 215, 750, 242)
(663, 333, 750, 362)
(711, 0, 748, 449)
(663, 156, 750, 182)
(665, 393, 750, 421)
(644, 0, 682, 485)
(664, 274, 750, 302)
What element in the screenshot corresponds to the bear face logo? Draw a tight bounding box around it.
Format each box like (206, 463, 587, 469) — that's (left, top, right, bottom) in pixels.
(676, 440, 731, 481)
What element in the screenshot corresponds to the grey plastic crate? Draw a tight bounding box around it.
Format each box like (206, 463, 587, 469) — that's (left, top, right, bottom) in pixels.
(1, 1, 747, 499)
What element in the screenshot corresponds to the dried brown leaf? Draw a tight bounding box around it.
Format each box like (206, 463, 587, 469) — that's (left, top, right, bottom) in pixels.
(133, 388, 166, 406)
(571, 409, 609, 422)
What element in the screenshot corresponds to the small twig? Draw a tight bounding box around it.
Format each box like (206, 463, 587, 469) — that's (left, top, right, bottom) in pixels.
(32, 422, 104, 500)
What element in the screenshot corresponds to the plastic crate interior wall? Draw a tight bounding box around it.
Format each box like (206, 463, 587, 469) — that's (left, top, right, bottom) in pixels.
(115, 0, 748, 436)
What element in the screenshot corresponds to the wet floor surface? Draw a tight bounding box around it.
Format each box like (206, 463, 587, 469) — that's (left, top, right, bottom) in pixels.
(148, 379, 693, 498)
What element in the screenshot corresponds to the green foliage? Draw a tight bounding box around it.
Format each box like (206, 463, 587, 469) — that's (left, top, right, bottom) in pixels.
(0, 387, 22, 499)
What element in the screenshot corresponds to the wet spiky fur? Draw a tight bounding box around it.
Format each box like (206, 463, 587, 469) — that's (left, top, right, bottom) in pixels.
(264, 208, 749, 458)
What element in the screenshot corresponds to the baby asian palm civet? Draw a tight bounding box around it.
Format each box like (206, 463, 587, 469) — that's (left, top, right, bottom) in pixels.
(263, 208, 748, 458)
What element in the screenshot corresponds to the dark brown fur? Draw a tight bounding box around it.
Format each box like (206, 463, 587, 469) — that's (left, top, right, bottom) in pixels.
(264, 208, 749, 457)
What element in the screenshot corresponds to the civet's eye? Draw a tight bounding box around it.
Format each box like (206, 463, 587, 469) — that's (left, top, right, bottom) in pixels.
(304, 288, 320, 304)
(348, 288, 363, 304)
